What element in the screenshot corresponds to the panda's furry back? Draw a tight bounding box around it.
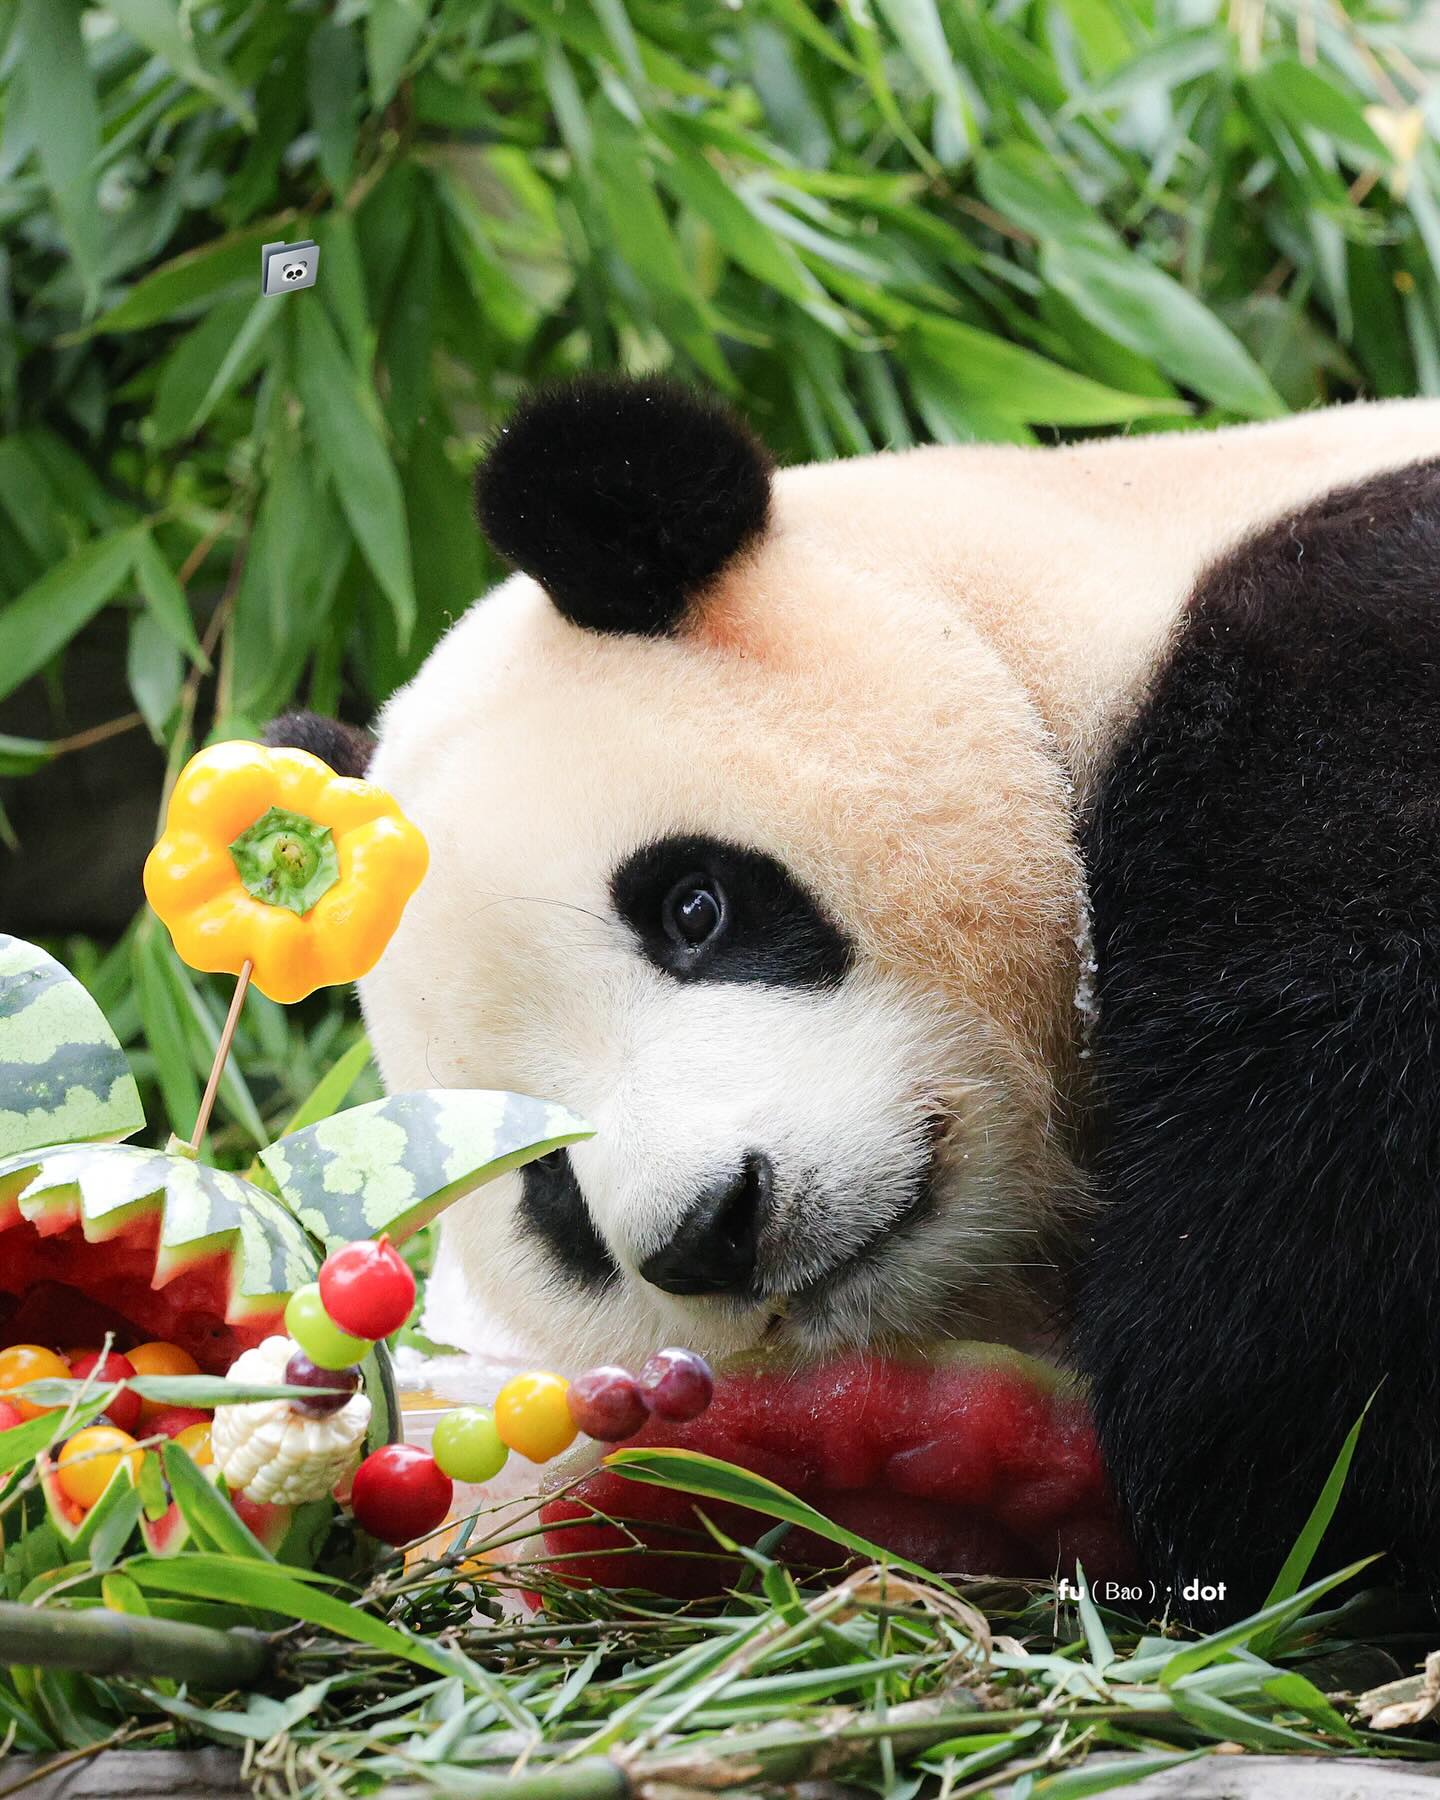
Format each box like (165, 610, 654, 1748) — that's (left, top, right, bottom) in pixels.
(1076, 458, 1440, 1620)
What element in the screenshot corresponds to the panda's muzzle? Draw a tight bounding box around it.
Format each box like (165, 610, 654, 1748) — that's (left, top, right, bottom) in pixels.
(637, 1152, 774, 1297)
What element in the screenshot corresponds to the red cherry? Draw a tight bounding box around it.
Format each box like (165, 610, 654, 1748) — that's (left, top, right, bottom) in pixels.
(145, 1406, 212, 1439)
(68, 1351, 140, 1433)
(568, 1366, 647, 1441)
(318, 1235, 416, 1341)
(637, 1348, 715, 1422)
(350, 1444, 452, 1546)
(0, 1400, 22, 1431)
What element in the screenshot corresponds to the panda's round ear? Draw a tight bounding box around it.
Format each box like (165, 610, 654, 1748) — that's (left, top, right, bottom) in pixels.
(263, 711, 375, 777)
(473, 376, 773, 637)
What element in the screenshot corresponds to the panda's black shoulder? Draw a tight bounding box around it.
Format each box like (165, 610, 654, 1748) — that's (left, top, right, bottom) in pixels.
(1089, 454, 1440, 916)
(1073, 456, 1440, 1622)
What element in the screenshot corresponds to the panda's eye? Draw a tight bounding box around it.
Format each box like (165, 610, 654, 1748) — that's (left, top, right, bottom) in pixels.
(662, 876, 724, 948)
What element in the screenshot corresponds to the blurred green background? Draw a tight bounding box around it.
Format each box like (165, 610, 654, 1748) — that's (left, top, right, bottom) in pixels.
(0, 0, 1436, 1161)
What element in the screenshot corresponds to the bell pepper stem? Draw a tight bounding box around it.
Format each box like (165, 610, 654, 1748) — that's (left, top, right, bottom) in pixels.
(190, 958, 253, 1151)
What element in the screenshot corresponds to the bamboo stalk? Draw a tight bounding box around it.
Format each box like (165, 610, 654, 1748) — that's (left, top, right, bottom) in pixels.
(0, 1601, 270, 1687)
(190, 957, 253, 1150)
(383, 1701, 1155, 1798)
(386, 1763, 628, 1799)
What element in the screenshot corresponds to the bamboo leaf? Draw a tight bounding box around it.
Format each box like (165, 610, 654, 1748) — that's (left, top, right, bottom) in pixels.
(133, 531, 205, 664)
(127, 611, 184, 740)
(163, 1442, 276, 1561)
(274, 1033, 374, 1139)
(873, 0, 972, 160)
(909, 316, 1188, 426)
(103, 0, 254, 126)
(308, 20, 362, 197)
(607, 1447, 955, 1588)
(94, 224, 286, 333)
(1032, 1752, 1207, 1797)
(1251, 1401, 1372, 1656)
(17, 0, 104, 303)
(0, 735, 55, 777)
(294, 299, 416, 645)
(0, 528, 144, 706)
(1159, 1558, 1380, 1684)
(150, 293, 278, 448)
(1039, 238, 1286, 418)
(0, 1394, 110, 1474)
(366, 0, 430, 107)
(127, 1554, 469, 1678)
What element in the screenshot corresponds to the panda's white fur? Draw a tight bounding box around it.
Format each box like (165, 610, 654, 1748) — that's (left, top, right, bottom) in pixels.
(360, 396, 1440, 1374)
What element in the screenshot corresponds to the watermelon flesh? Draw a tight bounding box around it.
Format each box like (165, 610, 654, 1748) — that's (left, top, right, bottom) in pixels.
(0, 1144, 322, 1370)
(539, 1347, 1137, 1598)
(0, 1222, 270, 1370)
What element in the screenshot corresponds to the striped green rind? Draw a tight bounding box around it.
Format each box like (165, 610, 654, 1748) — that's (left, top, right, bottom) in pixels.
(0, 935, 144, 1158)
(0, 1143, 318, 1315)
(259, 1089, 594, 1250)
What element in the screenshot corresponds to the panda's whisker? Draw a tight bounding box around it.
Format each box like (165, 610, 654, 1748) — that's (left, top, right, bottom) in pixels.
(466, 892, 620, 933)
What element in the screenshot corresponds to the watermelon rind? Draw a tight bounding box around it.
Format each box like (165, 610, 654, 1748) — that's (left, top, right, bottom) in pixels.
(259, 1090, 593, 1250)
(0, 935, 144, 1160)
(38, 1451, 143, 1557)
(0, 1143, 319, 1320)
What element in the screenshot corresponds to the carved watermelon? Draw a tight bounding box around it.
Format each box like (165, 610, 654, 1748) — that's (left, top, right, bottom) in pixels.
(27, 1441, 335, 1563)
(0, 1145, 320, 1369)
(0, 931, 591, 1574)
(540, 1344, 1137, 1599)
(0, 933, 591, 1371)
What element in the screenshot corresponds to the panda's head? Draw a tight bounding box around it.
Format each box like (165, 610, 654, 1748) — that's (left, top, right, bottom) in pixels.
(325, 378, 1085, 1367)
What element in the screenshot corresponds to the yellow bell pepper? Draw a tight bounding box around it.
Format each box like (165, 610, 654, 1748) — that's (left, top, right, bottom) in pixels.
(144, 741, 428, 1004)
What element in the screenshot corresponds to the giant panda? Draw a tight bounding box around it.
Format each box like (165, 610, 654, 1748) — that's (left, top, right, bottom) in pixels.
(274, 378, 1440, 1622)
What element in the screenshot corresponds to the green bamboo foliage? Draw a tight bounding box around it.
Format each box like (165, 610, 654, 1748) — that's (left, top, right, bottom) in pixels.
(0, 0, 1436, 1146)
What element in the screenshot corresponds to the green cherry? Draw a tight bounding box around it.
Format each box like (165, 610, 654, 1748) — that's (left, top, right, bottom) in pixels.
(284, 1284, 371, 1371)
(432, 1406, 510, 1484)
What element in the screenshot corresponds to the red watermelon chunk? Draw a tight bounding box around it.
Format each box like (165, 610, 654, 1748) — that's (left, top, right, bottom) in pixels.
(538, 1344, 1136, 1598)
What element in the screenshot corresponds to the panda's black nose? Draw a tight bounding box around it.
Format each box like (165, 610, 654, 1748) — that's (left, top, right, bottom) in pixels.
(639, 1153, 773, 1297)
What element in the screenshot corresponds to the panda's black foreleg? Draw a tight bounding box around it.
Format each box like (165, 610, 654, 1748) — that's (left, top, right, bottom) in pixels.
(1072, 461, 1440, 1625)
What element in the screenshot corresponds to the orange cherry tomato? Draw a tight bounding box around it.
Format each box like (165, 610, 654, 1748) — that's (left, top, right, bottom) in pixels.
(126, 1342, 202, 1422)
(56, 1426, 142, 1509)
(0, 1344, 71, 1420)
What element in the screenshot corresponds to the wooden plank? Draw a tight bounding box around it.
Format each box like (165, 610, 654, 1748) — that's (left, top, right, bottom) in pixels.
(6, 1747, 1440, 1797)
(0, 1748, 247, 1798)
(997, 1754, 1440, 1797)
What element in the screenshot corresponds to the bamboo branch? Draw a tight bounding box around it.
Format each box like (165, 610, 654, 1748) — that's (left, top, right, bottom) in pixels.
(0, 1601, 270, 1688)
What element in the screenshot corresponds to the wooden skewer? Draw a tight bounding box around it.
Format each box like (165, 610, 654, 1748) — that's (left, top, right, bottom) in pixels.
(190, 959, 253, 1152)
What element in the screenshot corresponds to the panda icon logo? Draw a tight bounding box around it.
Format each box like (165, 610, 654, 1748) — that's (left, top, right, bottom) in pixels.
(261, 239, 320, 297)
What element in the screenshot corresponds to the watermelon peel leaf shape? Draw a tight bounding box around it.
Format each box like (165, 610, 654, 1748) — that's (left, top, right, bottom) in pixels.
(0, 934, 145, 1159)
(259, 1089, 595, 1251)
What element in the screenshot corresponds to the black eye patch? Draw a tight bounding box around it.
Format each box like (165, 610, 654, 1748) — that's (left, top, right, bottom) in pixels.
(518, 1150, 620, 1289)
(610, 834, 854, 988)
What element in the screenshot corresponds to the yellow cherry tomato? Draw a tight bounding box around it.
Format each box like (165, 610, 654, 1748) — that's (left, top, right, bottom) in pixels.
(126, 1341, 200, 1422)
(173, 1421, 213, 1467)
(56, 1426, 142, 1509)
(0, 1344, 71, 1420)
(494, 1372, 578, 1464)
(143, 741, 429, 1004)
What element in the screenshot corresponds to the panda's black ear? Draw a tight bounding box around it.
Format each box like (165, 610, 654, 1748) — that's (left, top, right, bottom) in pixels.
(263, 711, 375, 778)
(473, 375, 773, 637)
